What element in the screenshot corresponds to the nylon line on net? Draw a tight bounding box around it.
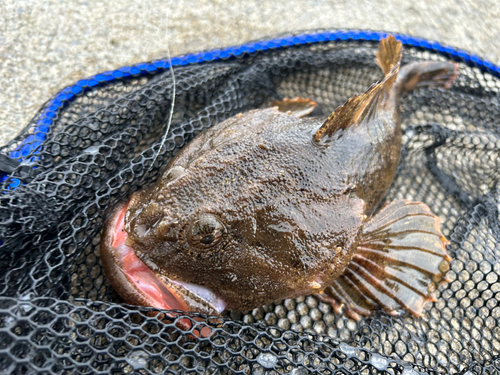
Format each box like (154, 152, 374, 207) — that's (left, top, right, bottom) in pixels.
(146, 9, 176, 178)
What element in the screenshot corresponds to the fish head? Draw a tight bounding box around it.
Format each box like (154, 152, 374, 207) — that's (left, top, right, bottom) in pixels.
(101, 109, 364, 314)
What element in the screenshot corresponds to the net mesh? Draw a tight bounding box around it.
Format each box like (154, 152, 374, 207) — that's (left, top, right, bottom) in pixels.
(1, 31, 499, 374)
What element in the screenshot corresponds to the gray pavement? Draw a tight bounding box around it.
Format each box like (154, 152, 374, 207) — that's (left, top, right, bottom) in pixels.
(1, 0, 499, 145)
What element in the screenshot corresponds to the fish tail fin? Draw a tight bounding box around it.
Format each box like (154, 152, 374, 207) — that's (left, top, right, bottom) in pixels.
(376, 35, 458, 93)
(396, 60, 459, 93)
(376, 35, 403, 77)
(315, 200, 451, 321)
(313, 36, 402, 142)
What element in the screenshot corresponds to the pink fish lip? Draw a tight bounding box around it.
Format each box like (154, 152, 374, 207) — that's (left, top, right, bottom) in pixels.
(100, 201, 227, 316)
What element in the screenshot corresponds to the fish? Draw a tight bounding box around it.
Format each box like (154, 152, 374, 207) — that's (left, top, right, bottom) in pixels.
(100, 36, 456, 321)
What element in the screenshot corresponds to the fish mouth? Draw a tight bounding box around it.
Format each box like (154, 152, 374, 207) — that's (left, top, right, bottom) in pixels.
(100, 201, 227, 316)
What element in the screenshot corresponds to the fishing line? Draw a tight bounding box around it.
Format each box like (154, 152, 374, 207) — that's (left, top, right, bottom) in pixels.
(146, 5, 176, 178)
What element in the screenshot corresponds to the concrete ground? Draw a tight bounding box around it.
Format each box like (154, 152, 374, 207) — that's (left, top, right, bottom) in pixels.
(1, 0, 499, 145)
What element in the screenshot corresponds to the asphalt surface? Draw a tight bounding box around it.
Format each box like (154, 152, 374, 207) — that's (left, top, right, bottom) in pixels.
(1, 0, 499, 145)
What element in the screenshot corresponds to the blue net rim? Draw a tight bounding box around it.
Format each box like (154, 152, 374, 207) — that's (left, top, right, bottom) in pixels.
(3, 29, 500, 189)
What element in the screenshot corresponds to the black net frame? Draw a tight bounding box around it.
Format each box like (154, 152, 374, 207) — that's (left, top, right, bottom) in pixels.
(0, 29, 499, 374)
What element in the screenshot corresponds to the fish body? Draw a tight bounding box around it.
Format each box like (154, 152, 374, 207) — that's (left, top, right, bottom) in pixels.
(101, 36, 455, 319)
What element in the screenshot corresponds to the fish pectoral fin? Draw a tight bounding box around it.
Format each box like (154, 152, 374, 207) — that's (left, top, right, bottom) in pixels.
(271, 97, 318, 118)
(320, 200, 451, 320)
(313, 36, 402, 142)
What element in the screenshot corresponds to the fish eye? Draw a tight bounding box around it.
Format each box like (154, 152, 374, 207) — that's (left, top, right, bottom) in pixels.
(187, 213, 226, 249)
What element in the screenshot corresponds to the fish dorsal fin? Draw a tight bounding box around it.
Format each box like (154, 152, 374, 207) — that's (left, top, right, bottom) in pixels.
(313, 36, 402, 142)
(312, 71, 397, 141)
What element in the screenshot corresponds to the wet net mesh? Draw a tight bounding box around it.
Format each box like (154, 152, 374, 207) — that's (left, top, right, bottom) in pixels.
(1, 31, 500, 374)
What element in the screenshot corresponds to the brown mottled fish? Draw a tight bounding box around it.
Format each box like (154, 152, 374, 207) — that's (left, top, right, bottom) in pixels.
(101, 36, 456, 321)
